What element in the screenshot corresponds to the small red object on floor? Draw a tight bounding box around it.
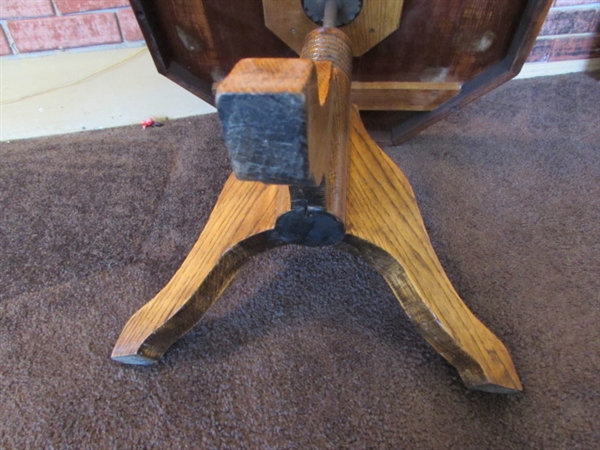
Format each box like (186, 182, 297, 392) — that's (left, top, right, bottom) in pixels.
(142, 118, 163, 129)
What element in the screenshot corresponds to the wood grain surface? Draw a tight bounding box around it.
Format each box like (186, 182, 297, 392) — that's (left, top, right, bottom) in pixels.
(133, 0, 526, 85)
(300, 27, 353, 221)
(112, 105, 522, 392)
(351, 81, 462, 111)
(111, 175, 289, 363)
(340, 107, 522, 392)
(129, 0, 551, 142)
(114, 10, 523, 391)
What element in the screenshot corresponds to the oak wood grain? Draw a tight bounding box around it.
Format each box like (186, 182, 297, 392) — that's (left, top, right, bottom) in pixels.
(340, 106, 522, 393)
(111, 175, 289, 364)
(130, 0, 551, 141)
(351, 81, 462, 111)
(300, 27, 353, 222)
(113, 14, 522, 392)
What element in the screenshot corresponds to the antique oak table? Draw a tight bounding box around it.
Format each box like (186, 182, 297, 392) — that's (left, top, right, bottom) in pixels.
(111, 0, 551, 393)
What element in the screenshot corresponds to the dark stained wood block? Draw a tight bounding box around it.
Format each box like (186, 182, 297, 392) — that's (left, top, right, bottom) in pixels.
(216, 58, 323, 185)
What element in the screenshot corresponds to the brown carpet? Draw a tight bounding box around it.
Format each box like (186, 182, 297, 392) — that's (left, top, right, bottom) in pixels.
(1, 71, 599, 449)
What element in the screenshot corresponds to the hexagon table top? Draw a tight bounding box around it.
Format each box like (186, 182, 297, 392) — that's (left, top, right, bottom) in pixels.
(129, 0, 552, 143)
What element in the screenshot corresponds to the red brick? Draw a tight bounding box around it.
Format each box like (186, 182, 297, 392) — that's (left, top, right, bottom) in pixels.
(117, 8, 143, 41)
(550, 34, 600, 60)
(540, 9, 600, 35)
(55, 0, 129, 14)
(0, 0, 54, 19)
(554, 0, 600, 6)
(8, 13, 122, 53)
(527, 39, 553, 62)
(0, 28, 12, 56)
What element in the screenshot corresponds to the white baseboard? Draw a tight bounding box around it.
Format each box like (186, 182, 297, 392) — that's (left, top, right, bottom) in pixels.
(1, 47, 215, 142)
(1, 46, 598, 142)
(516, 58, 600, 79)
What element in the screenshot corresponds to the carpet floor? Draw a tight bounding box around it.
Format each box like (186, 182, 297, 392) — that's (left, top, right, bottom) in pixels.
(1, 71, 599, 449)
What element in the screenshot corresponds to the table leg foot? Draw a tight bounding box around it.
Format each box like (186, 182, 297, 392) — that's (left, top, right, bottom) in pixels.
(111, 175, 289, 364)
(341, 108, 522, 392)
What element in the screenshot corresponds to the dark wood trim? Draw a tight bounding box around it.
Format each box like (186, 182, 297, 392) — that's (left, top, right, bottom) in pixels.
(389, 0, 553, 145)
(129, 0, 169, 74)
(508, 0, 555, 73)
(390, 61, 512, 145)
(130, 0, 216, 104)
(129, 0, 553, 144)
(168, 62, 215, 105)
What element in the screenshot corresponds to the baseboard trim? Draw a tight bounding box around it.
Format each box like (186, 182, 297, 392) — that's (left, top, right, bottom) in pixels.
(1, 47, 215, 142)
(2, 46, 598, 142)
(516, 58, 600, 79)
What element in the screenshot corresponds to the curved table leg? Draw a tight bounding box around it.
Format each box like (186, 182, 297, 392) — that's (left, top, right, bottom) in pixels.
(339, 108, 522, 393)
(111, 174, 290, 364)
(112, 106, 521, 392)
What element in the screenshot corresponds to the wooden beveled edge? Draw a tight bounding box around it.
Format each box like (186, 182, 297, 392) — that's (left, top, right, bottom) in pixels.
(112, 175, 290, 364)
(389, 0, 554, 144)
(112, 230, 288, 364)
(342, 107, 522, 393)
(351, 81, 462, 92)
(351, 81, 462, 111)
(337, 235, 522, 393)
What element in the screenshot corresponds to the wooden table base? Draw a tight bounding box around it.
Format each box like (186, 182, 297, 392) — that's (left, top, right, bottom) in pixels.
(112, 107, 522, 394)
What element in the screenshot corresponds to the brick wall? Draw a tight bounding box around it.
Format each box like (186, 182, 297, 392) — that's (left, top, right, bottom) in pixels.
(1, 1, 599, 63)
(528, 0, 600, 62)
(0, 0, 143, 56)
